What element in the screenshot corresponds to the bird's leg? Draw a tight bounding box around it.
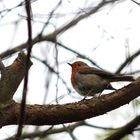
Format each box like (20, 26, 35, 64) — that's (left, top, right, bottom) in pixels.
(98, 91, 103, 98)
(86, 90, 103, 99)
(81, 91, 90, 100)
(82, 95, 88, 100)
(82, 89, 96, 100)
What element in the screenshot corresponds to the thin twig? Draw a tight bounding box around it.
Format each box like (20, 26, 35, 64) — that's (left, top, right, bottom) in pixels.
(56, 41, 103, 69)
(0, 0, 120, 59)
(116, 49, 140, 74)
(131, 0, 140, 6)
(16, 0, 33, 139)
(40, 0, 62, 34)
(32, 55, 71, 94)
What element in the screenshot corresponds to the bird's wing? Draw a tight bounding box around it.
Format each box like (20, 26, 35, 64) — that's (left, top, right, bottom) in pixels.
(78, 68, 115, 79)
(78, 68, 134, 81)
(75, 72, 109, 93)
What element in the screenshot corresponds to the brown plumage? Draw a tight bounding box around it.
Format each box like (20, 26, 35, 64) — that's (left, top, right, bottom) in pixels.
(68, 61, 134, 96)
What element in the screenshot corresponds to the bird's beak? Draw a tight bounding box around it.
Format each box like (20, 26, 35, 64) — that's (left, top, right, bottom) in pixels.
(67, 63, 72, 67)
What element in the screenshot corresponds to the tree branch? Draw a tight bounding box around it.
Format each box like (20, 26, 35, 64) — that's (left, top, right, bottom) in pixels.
(0, 0, 121, 59)
(116, 49, 140, 74)
(0, 78, 140, 127)
(0, 52, 32, 103)
(105, 115, 140, 140)
(16, 0, 33, 139)
(0, 57, 5, 72)
(5, 121, 84, 140)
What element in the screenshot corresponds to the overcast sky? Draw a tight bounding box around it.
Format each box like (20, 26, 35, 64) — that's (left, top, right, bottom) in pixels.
(0, 0, 140, 139)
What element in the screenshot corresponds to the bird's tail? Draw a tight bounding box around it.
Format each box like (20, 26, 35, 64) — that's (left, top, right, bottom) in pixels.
(109, 75, 134, 82)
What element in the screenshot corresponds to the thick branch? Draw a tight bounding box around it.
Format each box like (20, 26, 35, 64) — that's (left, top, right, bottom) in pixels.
(0, 78, 140, 127)
(0, 52, 32, 103)
(0, 57, 5, 72)
(105, 115, 140, 140)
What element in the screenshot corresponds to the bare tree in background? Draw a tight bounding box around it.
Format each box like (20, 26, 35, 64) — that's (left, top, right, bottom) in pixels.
(0, 0, 140, 140)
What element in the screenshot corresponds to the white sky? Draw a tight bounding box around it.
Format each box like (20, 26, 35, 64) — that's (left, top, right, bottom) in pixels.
(0, 0, 140, 139)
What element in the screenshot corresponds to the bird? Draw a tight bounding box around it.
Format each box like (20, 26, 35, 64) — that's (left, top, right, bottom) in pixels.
(68, 61, 134, 96)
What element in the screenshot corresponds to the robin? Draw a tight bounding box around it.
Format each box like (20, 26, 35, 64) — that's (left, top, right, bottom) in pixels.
(68, 61, 134, 96)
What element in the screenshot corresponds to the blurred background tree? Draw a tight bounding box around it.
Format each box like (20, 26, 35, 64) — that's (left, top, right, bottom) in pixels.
(0, 0, 140, 140)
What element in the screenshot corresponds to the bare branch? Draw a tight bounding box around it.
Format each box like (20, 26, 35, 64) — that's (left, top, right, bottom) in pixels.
(0, 0, 121, 59)
(5, 121, 84, 140)
(116, 49, 140, 74)
(131, 0, 140, 6)
(0, 52, 32, 103)
(105, 115, 140, 140)
(16, 0, 33, 139)
(0, 57, 5, 72)
(0, 78, 140, 127)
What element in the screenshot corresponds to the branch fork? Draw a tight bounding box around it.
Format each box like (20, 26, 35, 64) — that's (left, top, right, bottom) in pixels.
(0, 52, 32, 103)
